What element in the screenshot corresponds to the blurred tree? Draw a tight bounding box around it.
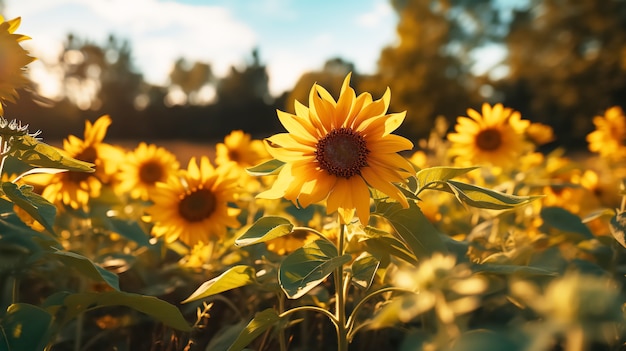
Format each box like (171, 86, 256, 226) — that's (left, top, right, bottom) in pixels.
(56, 34, 147, 137)
(216, 48, 271, 105)
(364, 0, 501, 140)
(496, 0, 626, 148)
(167, 58, 214, 105)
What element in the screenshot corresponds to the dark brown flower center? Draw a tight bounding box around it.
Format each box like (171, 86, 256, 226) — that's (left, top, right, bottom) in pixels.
(67, 146, 98, 183)
(228, 149, 241, 163)
(178, 188, 216, 222)
(475, 128, 502, 151)
(315, 127, 369, 178)
(138, 160, 165, 185)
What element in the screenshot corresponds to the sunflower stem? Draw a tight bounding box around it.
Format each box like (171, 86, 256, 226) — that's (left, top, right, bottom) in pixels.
(334, 223, 349, 351)
(278, 292, 287, 351)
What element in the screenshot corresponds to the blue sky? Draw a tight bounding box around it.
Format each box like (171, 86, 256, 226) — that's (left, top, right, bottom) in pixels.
(5, 0, 399, 97)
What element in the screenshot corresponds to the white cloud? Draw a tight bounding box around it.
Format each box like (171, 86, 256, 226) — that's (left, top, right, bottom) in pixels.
(355, 0, 393, 28)
(6, 0, 257, 85)
(265, 50, 323, 96)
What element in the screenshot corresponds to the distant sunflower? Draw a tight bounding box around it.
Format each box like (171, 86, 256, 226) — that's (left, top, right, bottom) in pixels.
(146, 157, 241, 245)
(586, 106, 626, 159)
(258, 73, 414, 225)
(0, 16, 35, 115)
(447, 103, 530, 168)
(115, 142, 180, 201)
(36, 115, 124, 209)
(215, 130, 269, 168)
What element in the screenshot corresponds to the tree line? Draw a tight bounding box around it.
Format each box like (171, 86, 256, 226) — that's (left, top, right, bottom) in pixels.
(6, 0, 626, 150)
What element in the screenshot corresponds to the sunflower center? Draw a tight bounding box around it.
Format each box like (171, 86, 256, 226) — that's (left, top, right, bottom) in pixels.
(475, 128, 502, 151)
(315, 127, 369, 178)
(178, 188, 216, 222)
(228, 149, 241, 163)
(138, 160, 165, 185)
(67, 146, 98, 183)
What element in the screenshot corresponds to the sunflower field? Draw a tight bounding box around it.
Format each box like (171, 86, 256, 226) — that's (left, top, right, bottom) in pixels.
(2, 14, 626, 351)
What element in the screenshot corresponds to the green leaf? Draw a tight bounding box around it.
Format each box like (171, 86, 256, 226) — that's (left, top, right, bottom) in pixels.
(47, 291, 191, 332)
(610, 211, 626, 248)
(0, 303, 53, 351)
(182, 265, 257, 303)
(351, 253, 380, 289)
(51, 249, 120, 291)
(246, 159, 284, 176)
(105, 217, 152, 248)
(362, 236, 418, 266)
(227, 309, 280, 351)
(416, 166, 479, 190)
(1, 182, 56, 234)
(446, 180, 541, 210)
(205, 321, 248, 351)
(541, 206, 594, 239)
(279, 239, 351, 299)
(375, 202, 448, 259)
(235, 216, 294, 247)
(9, 136, 95, 172)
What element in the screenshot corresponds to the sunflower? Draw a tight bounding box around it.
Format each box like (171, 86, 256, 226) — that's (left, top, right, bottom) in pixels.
(146, 156, 241, 246)
(0, 16, 35, 115)
(215, 130, 269, 168)
(447, 103, 530, 169)
(34, 115, 124, 209)
(115, 142, 180, 201)
(215, 130, 270, 194)
(257, 73, 414, 225)
(586, 106, 626, 160)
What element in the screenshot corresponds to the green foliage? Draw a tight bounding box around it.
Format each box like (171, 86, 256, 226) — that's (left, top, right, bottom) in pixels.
(0, 303, 53, 351)
(1, 182, 56, 234)
(375, 201, 448, 258)
(9, 136, 94, 172)
(43, 291, 192, 332)
(182, 265, 257, 303)
(609, 210, 626, 248)
(279, 239, 351, 299)
(235, 216, 294, 247)
(350, 253, 380, 289)
(49, 249, 120, 291)
(541, 206, 594, 240)
(246, 159, 285, 176)
(228, 308, 281, 351)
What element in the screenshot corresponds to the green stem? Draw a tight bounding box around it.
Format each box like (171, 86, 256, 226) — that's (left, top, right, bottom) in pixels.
(334, 224, 348, 351)
(346, 287, 414, 338)
(292, 226, 330, 241)
(11, 275, 18, 304)
(279, 305, 338, 325)
(278, 293, 287, 351)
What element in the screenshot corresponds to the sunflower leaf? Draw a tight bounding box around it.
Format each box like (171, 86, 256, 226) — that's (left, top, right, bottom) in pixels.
(0, 303, 53, 351)
(45, 291, 191, 332)
(182, 265, 257, 303)
(610, 211, 626, 248)
(279, 239, 351, 299)
(541, 206, 594, 240)
(446, 180, 541, 210)
(375, 201, 448, 259)
(362, 236, 418, 266)
(8, 136, 95, 172)
(235, 216, 294, 247)
(246, 159, 285, 176)
(227, 308, 281, 351)
(2, 182, 57, 234)
(351, 253, 380, 289)
(50, 249, 120, 291)
(416, 166, 479, 190)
